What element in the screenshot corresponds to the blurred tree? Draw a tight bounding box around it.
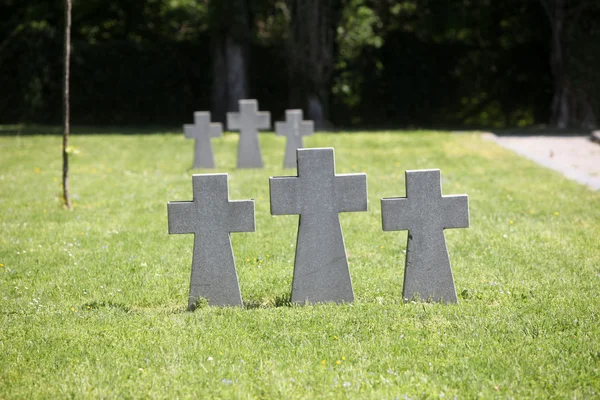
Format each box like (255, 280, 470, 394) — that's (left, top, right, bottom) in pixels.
(344, 0, 551, 128)
(2, 0, 597, 129)
(209, 0, 251, 123)
(332, 0, 383, 117)
(0, 0, 61, 122)
(283, 0, 344, 129)
(540, 0, 597, 128)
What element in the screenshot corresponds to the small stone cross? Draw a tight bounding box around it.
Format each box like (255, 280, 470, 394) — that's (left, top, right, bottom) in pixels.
(275, 110, 314, 168)
(168, 174, 255, 309)
(227, 99, 271, 168)
(270, 148, 367, 304)
(381, 169, 469, 303)
(183, 112, 222, 169)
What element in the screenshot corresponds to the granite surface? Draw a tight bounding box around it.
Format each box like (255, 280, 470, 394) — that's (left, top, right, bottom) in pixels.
(168, 174, 255, 309)
(183, 111, 222, 169)
(227, 99, 271, 168)
(275, 110, 314, 168)
(270, 148, 367, 304)
(381, 169, 469, 303)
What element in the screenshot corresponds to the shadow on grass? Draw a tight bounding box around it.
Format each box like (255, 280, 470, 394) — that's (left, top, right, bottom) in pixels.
(2, 122, 597, 137)
(185, 294, 292, 312)
(83, 300, 131, 313)
(243, 294, 292, 309)
(490, 127, 594, 138)
(6, 123, 596, 137)
(0, 124, 180, 136)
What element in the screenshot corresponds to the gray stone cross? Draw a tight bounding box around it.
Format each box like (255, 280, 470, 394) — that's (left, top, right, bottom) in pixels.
(381, 169, 469, 303)
(168, 174, 255, 309)
(227, 99, 271, 168)
(183, 112, 222, 169)
(275, 110, 314, 168)
(269, 148, 368, 304)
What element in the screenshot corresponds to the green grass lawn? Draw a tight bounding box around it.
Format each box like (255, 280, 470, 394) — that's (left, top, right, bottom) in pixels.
(1, 129, 599, 398)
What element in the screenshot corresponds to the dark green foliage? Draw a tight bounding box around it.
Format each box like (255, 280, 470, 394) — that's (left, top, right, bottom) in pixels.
(331, 0, 553, 128)
(71, 39, 213, 125)
(0, 0, 598, 128)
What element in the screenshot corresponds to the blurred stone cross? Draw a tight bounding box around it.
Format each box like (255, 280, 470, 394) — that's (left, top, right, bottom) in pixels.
(275, 109, 314, 168)
(227, 99, 271, 168)
(168, 174, 255, 309)
(381, 169, 469, 303)
(183, 111, 222, 169)
(269, 148, 367, 304)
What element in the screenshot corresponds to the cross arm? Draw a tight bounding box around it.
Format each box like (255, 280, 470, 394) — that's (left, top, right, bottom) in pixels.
(226, 112, 241, 131)
(167, 201, 197, 234)
(300, 120, 314, 136)
(441, 195, 469, 229)
(183, 124, 195, 139)
(275, 121, 286, 137)
(335, 174, 368, 212)
(257, 112, 271, 130)
(380, 197, 411, 231)
(209, 123, 223, 138)
(227, 200, 255, 233)
(269, 177, 300, 215)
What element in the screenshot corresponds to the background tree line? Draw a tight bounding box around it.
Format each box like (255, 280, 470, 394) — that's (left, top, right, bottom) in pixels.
(1, 0, 598, 129)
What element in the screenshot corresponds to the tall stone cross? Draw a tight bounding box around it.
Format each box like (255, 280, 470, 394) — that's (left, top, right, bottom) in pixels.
(183, 112, 222, 169)
(275, 109, 314, 168)
(381, 169, 469, 303)
(168, 174, 255, 309)
(269, 148, 367, 304)
(227, 99, 271, 168)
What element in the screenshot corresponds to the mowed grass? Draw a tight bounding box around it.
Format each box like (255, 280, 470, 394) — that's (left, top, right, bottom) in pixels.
(1, 129, 599, 399)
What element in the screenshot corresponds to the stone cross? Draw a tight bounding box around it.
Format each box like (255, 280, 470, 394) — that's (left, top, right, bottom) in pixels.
(168, 174, 255, 309)
(269, 148, 367, 304)
(227, 99, 271, 168)
(381, 169, 469, 303)
(183, 112, 222, 169)
(275, 110, 314, 168)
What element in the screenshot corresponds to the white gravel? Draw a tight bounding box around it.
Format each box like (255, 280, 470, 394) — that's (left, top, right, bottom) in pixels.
(483, 133, 600, 190)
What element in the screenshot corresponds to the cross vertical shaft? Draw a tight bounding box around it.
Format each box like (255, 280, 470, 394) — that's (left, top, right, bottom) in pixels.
(275, 110, 314, 168)
(183, 112, 222, 169)
(227, 99, 271, 168)
(270, 148, 367, 304)
(168, 174, 254, 309)
(381, 169, 469, 303)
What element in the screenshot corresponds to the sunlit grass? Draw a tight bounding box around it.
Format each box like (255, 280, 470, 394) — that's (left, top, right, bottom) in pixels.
(1, 129, 599, 398)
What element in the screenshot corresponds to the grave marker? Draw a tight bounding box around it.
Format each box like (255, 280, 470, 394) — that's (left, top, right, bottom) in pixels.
(168, 174, 255, 309)
(227, 99, 271, 168)
(275, 110, 314, 168)
(270, 148, 367, 304)
(183, 112, 222, 169)
(381, 169, 469, 303)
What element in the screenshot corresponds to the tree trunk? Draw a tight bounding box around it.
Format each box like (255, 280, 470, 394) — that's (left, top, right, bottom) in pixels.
(211, 38, 228, 123)
(542, 0, 596, 128)
(547, 0, 567, 128)
(209, 0, 249, 124)
(211, 35, 249, 123)
(62, 0, 72, 209)
(285, 0, 342, 130)
(225, 35, 248, 112)
(307, 94, 326, 130)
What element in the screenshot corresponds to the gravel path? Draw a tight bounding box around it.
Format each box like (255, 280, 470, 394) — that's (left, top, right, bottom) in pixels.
(483, 133, 600, 190)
